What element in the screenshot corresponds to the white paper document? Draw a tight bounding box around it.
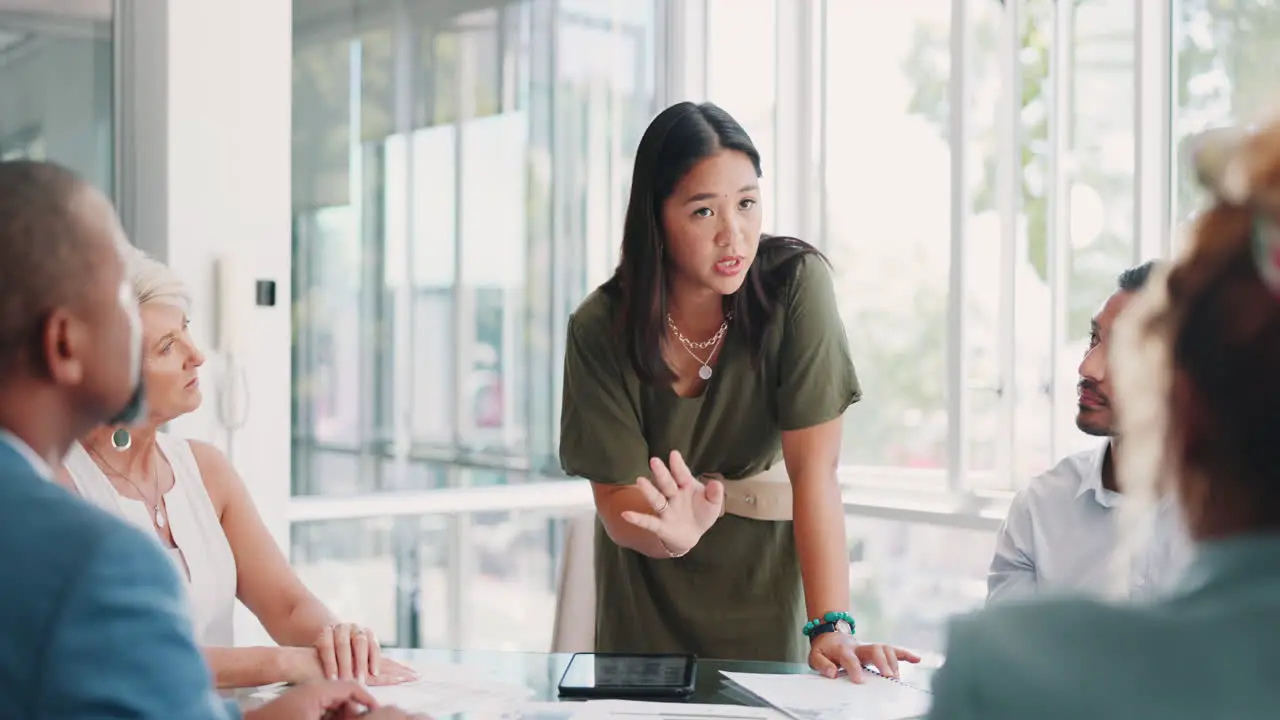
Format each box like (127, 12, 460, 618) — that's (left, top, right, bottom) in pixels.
(460, 700, 786, 720)
(469, 701, 584, 720)
(250, 659, 534, 716)
(720, 671, 931, 720)
(585, 699, 788, 720)
(360, 674, 532, 715)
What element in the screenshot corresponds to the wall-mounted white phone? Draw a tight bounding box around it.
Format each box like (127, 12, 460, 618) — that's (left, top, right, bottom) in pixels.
(213, 255, 250, 453)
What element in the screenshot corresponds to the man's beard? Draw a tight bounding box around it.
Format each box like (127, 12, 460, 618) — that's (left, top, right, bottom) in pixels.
(107, 373, 147, 426)
(1076, 416, 1114, 437)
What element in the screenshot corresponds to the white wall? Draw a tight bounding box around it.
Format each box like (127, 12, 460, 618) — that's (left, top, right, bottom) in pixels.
(122, 0, 292, 645)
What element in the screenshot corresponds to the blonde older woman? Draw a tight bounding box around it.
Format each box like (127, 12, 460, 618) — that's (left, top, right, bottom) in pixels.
(57, 246, 418, 690)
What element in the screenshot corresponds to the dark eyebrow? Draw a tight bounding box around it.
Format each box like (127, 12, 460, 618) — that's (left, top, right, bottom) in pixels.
(683, 184, 760, 205)
(1090, 319, 1100, 334)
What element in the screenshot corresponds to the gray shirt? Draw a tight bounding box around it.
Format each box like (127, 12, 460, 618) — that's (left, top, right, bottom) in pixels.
(931, 534, 1280, 720)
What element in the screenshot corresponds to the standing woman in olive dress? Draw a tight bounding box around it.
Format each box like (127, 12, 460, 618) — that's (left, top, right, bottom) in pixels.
(558, 101, 919, 680)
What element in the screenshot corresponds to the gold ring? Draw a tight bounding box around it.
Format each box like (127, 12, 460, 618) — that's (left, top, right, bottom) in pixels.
(656, 498, 669, 514)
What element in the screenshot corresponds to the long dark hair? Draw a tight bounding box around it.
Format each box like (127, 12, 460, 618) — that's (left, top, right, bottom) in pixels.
(602, 101, 822, 385)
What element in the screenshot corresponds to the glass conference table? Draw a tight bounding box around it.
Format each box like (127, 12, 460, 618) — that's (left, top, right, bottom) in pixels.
(233, 648, 938, 714)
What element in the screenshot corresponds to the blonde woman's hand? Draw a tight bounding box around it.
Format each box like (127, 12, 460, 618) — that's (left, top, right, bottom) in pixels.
(282, 646, 420, 687)
(364, 657, 419, 686)
(313, 623, 419, 684)
(620, 451, 725, 556)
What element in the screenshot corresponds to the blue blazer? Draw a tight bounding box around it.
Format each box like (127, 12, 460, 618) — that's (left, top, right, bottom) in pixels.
(928, 533, 1280, 720)
(0, 439, 238, 719)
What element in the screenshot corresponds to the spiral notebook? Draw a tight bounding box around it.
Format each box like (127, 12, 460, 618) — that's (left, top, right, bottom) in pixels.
(720, 668, 931, 720)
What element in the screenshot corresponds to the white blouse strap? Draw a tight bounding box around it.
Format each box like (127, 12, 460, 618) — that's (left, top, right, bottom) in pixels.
(155, 433, 202, 487)
(63, 441, 122, 508)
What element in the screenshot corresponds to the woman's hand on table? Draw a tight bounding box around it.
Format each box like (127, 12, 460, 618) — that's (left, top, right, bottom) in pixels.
(314, 622, 393, 684)
(280, 624, 420, 685)
(808, 632, 921, 683)
(282, 646, 420, 686)
(620, 451, 725, 556)
(362, 657, 419, 686)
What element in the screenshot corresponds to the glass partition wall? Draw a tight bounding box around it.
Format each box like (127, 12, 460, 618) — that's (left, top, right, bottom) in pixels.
(290, 0, 657, 649)
(290, 0, 1280, 653)
(0, 1, 113, 194)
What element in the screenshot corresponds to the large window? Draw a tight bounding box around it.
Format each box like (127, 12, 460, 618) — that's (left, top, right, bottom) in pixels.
(290, 0, 657, 648)
(292, 0, 657, 493)
(292, 509, 562, 651)
(0, 3, 113, 194)
(705, 0, 777, 232)
(824, 1, 953, 475)
(1172, 0, 1280, 227)
(822, 0, 1138, 490)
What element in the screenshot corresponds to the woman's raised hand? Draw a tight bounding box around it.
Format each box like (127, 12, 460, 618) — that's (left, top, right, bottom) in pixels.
(620, 450, 724, 556)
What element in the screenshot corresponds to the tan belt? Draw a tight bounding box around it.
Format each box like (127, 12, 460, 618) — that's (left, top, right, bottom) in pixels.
(701, 462, 793, 521)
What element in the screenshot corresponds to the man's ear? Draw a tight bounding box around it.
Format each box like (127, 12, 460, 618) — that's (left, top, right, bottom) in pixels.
(41, 309, 85, 386)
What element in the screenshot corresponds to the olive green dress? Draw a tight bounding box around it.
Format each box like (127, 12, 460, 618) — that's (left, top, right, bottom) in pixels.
(558, 247, 861, 663)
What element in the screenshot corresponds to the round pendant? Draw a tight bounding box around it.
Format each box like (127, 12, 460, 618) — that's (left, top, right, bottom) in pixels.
(698, 365, 713, 380)
(155, 508, 167, 528)
(111, 427, 132, 451)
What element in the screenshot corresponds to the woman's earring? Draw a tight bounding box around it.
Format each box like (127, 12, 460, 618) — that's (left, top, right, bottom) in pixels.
(110, 427, 132, 451)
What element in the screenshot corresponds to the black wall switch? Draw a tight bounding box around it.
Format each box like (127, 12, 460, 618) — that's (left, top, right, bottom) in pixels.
(255, 280, 277, 307)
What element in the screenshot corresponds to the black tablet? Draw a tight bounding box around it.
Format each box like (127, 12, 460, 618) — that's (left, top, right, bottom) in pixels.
(556, 652, 698, 699)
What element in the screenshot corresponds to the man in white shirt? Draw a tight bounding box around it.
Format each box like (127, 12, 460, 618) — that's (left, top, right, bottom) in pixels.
(987, 261, 1192, 603)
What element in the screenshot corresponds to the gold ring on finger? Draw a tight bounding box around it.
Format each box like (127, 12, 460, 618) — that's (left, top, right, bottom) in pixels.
(656, 498, 669, 514)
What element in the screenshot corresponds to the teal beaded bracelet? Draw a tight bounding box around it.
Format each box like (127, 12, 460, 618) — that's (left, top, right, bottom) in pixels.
(802, 611, 856, 637)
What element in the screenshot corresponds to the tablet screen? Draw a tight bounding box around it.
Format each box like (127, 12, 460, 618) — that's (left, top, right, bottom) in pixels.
(559, 653, 696, 693)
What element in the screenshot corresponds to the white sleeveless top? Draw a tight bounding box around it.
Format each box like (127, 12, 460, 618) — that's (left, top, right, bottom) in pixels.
(65, 433, 238, 647)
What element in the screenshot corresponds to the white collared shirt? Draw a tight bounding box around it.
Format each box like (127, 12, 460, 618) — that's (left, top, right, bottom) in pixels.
(0, 428, 53, 481)
(987, 441, 1192, 603)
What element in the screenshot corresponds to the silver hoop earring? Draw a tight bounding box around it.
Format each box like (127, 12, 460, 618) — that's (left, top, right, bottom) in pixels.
(110, 428, 132, 451)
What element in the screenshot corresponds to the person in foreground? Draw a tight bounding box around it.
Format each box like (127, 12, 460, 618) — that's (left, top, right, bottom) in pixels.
(927, 121, 1280, 719)
(0, 160, 416, 718)
(559, 101, 919, 680)
(56, 246, 418, 689)
(986, 261, 1191, 603)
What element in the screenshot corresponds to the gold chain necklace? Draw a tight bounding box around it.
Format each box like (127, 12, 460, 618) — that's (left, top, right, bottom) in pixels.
(666, 312, 731, 380)
(87, 444, 168, 529)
